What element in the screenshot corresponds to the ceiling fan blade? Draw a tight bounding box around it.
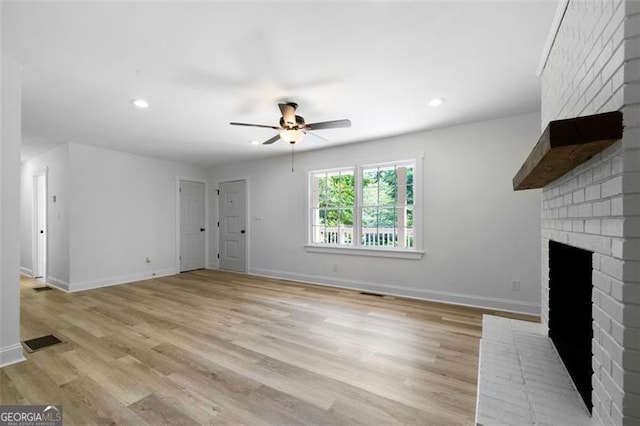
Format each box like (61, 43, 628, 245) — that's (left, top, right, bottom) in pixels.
(304, 119, 352, 130)
(278, 103, 297, 126)
(230, 122, 280, 130)
(262, 134, 281, 145)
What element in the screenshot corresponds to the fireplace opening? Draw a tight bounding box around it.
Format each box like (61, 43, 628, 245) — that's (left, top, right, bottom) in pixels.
(548, 240, 593, 413)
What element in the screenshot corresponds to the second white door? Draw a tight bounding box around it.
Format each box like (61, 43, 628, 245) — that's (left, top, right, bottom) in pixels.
(219, 180, 247, 273)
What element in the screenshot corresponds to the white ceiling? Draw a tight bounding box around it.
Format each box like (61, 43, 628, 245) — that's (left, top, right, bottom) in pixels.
(3, 1, 558, 166)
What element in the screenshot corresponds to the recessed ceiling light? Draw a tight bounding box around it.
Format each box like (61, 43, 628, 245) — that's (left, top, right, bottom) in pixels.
(429, 98, 445, 107)
(249, 140, 260, 145)
(131, 98, 149, 109)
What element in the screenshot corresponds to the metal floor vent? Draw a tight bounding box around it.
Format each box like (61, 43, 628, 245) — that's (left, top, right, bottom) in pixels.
(23, 334, 63, 352)
(359, 291, 384, 297)
(32, 286, 53, 292)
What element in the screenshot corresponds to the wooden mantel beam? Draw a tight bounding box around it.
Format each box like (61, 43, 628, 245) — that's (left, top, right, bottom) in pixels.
(513, 111, 623, 190)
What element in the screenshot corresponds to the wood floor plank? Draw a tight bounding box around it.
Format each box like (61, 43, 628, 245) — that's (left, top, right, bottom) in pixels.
(2, 271, 538, 425)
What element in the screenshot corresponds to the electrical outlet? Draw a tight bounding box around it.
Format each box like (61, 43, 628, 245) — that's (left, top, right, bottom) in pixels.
(511, 280, 520, 291)
(146, 257, 152, 263)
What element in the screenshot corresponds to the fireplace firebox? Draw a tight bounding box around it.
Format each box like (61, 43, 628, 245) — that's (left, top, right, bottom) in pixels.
(548, 240, 594, 413)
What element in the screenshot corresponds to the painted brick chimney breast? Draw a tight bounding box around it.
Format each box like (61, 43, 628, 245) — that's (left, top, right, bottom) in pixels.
(539, 1, 640, 424)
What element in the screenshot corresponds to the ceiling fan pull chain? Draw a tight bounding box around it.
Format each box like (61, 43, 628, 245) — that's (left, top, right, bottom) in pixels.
(291, 145, 295, 172)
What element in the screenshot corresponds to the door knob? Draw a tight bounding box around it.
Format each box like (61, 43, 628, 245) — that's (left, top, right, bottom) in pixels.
(200, 228, 205, 232)
(40, 230, 44, 234)
(241, 230, 246, 234)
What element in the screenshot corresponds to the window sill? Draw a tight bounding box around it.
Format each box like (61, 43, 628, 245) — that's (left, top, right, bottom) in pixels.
(304, 244, 424, 260)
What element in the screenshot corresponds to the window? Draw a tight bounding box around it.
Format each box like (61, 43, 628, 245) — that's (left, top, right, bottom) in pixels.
(308, 159, 421, 257)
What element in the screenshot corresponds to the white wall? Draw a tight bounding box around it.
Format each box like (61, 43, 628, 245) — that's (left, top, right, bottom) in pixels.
(67, 143, 208, 291)
(20, 143, 209, 291)
(1, 53, 26, 367)
(210, 112, 542, 314)
(20, 144, 70, 286)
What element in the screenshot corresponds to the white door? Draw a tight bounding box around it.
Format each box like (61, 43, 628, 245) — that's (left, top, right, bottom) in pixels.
(180, 180, 206, 272)
(33, 173, 47, 279)
(219, 180, 247, 273)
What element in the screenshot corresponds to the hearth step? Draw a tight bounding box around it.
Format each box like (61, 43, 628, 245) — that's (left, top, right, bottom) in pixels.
(475, 316, 595, 425)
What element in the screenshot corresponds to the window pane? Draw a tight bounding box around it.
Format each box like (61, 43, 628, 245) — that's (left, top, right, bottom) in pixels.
(311, 225, 325, 244)
(311, 208, 322, 226)
(378, 207, 396, 229)
(362, 168, 379, 206)
(338, 171, 355, 207)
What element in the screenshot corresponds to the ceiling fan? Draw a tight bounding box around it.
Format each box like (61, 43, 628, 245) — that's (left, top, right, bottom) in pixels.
(230, 102, 351, 145)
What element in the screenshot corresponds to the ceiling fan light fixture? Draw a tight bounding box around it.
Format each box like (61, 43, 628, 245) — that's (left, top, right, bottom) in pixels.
(249, 140, 260, 145)
(280, 129, 304, 144)
(131, 98, 149, 109)
(429, 97, 445, 107)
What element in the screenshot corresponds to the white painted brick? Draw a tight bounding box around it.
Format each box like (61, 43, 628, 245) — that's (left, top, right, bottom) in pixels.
(595, 269, 614, 294)
(622, 127, 640, 149)
(574, 219, 586, 233)
(612, 318, 625, 346)
(623, 172, 640, 193)
(559, 206, 568, 218)
(564, 193, 573, 205)
(623, 348, 640, 373)
(574, 189, 586, 203)
(601, 255, 625, 280)
(624, 149, 640, 173)
(602, 367, 625, 408)
(622, 391, 640, 419)
(623, 302, 640, 328)
(612, 277, 625, 301)
(603, 175, 624, 197)
(621, 194, 640, 215)
(626, 13, 640, 38)
(580, 202, 594, 217)
(613, 155, 625, 175)
(602, 292, 626, 323)
(624, 105, 640, 127)
(628, 218, 640, 237)
(613, 238, 624, 258)
(612, 196, 624, 215)
(595, 199, 613, 216)
(587, 183, 604, 200)
(626, 59, 640, 83)
(624, 260, 640, 283)
(603, 218, 626, 236)
(622, 325, 640, 351)
(623, 239, 640, 260)
(579, 170, 594, 187)
(587, 218, 603, 234)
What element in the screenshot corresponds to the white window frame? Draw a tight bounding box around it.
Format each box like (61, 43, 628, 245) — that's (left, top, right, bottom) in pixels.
(305, 154, 424, 260)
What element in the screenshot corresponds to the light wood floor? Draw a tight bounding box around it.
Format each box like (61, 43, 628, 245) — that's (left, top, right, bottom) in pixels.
(1, 270, 537, 425)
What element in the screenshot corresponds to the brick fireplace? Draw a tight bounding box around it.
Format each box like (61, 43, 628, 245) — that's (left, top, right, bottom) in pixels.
(538, 1, 640, 424)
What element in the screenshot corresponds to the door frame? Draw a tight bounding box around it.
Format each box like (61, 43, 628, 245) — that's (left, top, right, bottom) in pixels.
(32, 168, 48, 280)
(175, 176, 209, 272)
(215, 176, 250, 272)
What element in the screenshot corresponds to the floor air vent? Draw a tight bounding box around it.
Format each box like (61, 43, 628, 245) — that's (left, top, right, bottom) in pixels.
(23, 334, 63, 352)
(32, 286, 53, 292)
(360, 291, 384, 297)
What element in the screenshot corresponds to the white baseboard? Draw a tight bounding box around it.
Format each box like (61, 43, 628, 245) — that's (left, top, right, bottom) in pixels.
(20, 266, 33, 277)
(249, 268, 540, 315)
(0, 343, 26, 368)
(69, 267, 178, 292)
(47, 276, 70, 292)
